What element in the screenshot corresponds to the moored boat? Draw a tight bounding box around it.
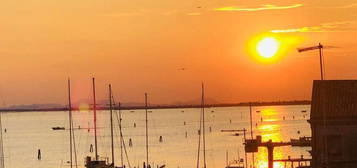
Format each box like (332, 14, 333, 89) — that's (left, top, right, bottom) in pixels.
(291, 136, 311, 147)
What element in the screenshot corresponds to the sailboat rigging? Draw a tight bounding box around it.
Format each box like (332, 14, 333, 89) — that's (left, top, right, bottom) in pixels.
(111, 95, 132, 168)
(196, 83, 207, 168)
(68, 78, 78, 168)
(85, 78, 113, 168)
(141, 93, 166, 168)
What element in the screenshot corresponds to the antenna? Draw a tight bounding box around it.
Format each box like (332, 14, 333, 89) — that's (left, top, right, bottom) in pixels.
(296, 43, 337, 80)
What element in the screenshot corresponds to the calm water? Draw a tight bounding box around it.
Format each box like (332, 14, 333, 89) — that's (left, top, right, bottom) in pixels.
(1, 105, 311, 168)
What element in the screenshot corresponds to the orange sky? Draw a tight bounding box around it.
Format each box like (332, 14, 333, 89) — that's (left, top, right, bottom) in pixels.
(0, 0, 357, 106)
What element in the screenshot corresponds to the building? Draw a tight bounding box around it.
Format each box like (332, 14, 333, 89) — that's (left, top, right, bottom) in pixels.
(309, 80, 357, 168)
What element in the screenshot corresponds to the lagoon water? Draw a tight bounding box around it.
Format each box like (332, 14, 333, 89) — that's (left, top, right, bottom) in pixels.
(1, 105, 311, 168)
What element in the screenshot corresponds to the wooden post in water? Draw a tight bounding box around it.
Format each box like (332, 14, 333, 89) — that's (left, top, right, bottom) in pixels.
(226, 150, 228, 167)
(38, 149, 41, 160)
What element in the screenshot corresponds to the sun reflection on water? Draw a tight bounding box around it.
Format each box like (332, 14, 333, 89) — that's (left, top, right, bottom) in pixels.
(255, 107, 286, 168)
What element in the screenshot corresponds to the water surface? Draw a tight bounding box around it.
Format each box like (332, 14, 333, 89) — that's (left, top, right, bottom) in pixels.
(1, 105, 311, 168)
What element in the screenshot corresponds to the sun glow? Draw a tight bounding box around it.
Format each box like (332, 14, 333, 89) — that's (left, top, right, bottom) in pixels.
(247, 33, 303, 64)
(256, 37, 279, 58)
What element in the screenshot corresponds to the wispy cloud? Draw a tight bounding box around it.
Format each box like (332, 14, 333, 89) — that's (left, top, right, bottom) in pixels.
(215, 4, 303, 12)
(99, 12, 144, 17)
(271, 21, 357, 33)
(316, 3, 357, 9)
(162, 10, 178, 16)
(187, 12, 201, 16)
(340, 3, 357, 8)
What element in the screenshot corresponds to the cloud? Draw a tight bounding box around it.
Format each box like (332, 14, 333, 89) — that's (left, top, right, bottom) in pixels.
(187, 12, 201, 16)
(99, 12, 144, 17)
(215, 4, 303, 12)
(271, 21, 357, 33)
(316, 3, 357, 9)
(340, 3, 357, 8)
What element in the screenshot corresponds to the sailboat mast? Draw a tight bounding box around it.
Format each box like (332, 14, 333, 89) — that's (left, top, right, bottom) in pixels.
(201, 83, 206, 168)
(0, 110, 4, 168)
(0, 112, 3, 168)
(145, 93, 149, 167)
(92, 78, 98, 160)
(249, 103, 255, 167)
(109, 84, 115, 165)
(119, 102, 124, 168)
(68, 78, 73, 168)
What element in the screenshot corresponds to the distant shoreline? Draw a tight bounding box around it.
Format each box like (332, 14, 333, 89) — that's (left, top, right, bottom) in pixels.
(0, 100, 310, 112)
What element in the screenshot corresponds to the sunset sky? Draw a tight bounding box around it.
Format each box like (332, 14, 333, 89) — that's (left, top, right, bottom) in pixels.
(1, 0, 357, 106)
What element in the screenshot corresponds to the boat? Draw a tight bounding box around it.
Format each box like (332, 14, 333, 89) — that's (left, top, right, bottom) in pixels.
(66, 79, 128, 168)
(301, 110, 307, 113)
(291, 136, 311, 147)
(84, 78, 114, 168)
(52, 127, 65, 130)
(225, 150, 244, 168)
(225, 160, 244, 168)
(256, 110, 260, 113)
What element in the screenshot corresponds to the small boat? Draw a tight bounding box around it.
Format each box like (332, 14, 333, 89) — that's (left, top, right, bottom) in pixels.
(225, 150, 244, 168)
(256, 110, 260, 113)
(52, 127, 65, 130)
(301, 110, 307, 113)
(226, 158, 244, 168)
(291, 136, 311, 147)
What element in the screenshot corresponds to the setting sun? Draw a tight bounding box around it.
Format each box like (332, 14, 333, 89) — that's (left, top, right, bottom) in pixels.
(256, 37, 279, 58)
